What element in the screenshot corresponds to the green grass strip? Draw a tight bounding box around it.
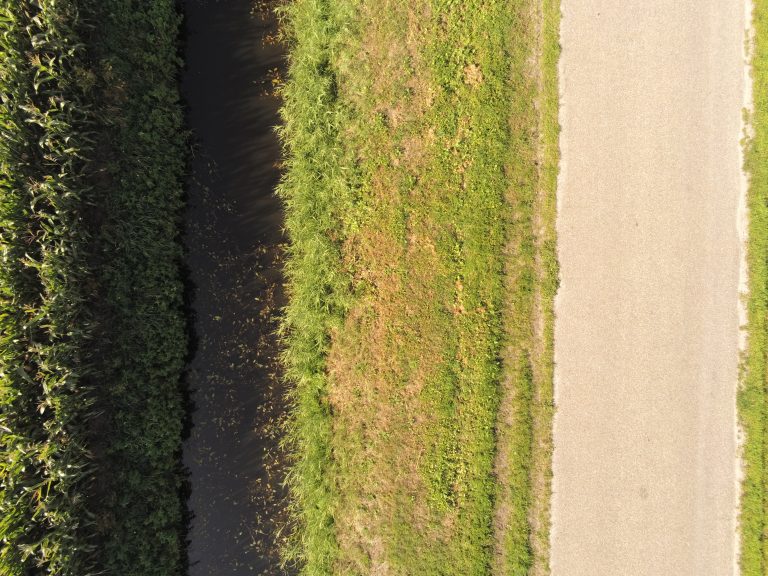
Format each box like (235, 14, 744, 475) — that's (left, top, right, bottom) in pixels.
(493, 1, 560, 574)
(531, 0, 561, 573)
(741, 2, 768, 574)
(277, 0, 353, 572)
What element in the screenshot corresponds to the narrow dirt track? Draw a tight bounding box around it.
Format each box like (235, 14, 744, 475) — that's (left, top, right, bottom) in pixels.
(552, 2, 747, 575)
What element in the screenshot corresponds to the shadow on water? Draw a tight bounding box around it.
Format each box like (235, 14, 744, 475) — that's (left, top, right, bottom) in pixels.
(181, 1, 291, 574)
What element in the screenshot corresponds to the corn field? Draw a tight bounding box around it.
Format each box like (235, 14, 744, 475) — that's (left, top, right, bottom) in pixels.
(0, 1, 187, 574)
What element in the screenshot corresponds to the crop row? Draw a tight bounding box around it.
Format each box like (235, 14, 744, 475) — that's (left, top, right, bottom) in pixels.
(0, 1, 187, 574)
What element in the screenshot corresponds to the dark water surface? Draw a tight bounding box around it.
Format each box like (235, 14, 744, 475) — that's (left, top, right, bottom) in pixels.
(182, 1, 289, 574)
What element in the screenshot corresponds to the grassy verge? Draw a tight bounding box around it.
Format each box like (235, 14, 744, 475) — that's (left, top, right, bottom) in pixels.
(0, 1, 187, 574)
(277, 0, 350, 571)
(279, 0, 559, 574)
(740, 1, 768, 574)
(532, 1, 560, 572)
(493, 1, 560, 574)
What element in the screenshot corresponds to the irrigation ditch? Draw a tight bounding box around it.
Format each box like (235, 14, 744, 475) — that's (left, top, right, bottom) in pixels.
(181, 1, 290, 574)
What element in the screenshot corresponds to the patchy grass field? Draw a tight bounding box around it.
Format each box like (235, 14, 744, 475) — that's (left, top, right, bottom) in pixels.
(740, 2, 768, 575)
(279, 0, 560, 574)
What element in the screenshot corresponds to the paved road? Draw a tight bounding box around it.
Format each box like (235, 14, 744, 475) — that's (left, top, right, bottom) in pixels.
(552, 2, 748, 575)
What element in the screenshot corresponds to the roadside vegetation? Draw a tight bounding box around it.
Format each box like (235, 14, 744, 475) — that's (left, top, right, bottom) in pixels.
(279, 0, 560, 573)
(494, 1, 560, 574)
(0, 1, 187, 574)
(741, 2, 768, 574)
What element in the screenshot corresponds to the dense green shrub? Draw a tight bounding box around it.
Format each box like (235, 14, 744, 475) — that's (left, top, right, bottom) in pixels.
(80, 2, 187, 574)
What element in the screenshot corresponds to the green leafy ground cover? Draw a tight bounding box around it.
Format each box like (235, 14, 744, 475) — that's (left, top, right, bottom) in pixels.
(0, 1, 187, 574)
(278, 1, 560, 574)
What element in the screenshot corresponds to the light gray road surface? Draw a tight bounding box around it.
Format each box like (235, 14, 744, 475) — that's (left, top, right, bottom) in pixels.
(552, 2, 748, 574)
